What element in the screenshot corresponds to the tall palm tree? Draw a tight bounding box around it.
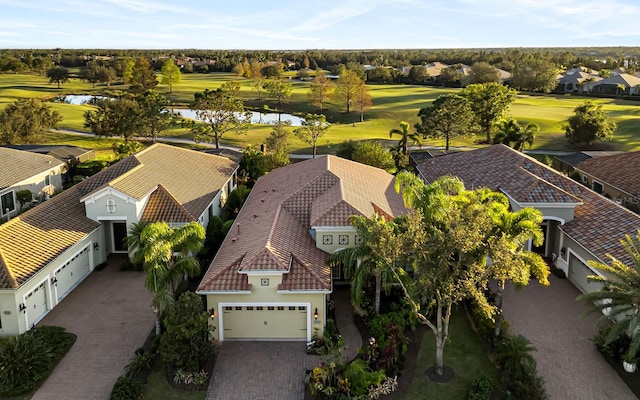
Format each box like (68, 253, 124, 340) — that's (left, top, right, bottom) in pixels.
(126, 221, 150, 267)
(328, 214, 404, 314)
(389, 121, 421, 156)
(139, 221, 205, 334)
(578, 232, 640, 363)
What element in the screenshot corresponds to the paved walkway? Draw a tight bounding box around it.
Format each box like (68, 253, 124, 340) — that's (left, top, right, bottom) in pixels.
(332, 286, 363, 362)
(503, 275, 636, 400)
(33, 255, 154, 400)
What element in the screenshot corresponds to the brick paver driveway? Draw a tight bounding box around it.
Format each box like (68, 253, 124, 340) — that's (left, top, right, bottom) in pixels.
(33, 255, 154, 400)
(503, 275, 636, 400)
(206, 342, 320, 400)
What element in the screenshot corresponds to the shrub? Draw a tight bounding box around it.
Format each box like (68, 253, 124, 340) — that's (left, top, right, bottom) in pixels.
(496, 334, 548, 400)
(343, 359, 386, 396)
(0, 332, 55, 396)
(125, 348, 153, 379)
(367, 311, 408, 341)
(32, 325, 76, 359)
(110, 375, 143, 400)
(76, 159, 110, 177)
(468, 375, 493, 400)
(159, 291, 213, 372)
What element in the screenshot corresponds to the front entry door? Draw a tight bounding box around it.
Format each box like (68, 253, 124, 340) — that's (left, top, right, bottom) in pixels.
(112, 222, 128, 252)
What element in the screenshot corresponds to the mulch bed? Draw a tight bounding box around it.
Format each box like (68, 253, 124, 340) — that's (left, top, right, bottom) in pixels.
(165, 353, 216, 391)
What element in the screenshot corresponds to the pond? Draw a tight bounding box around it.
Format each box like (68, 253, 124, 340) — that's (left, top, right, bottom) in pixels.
(56, 95, 303, 126)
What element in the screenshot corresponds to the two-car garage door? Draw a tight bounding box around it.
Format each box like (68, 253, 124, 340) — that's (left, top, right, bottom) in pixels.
(221, 305, 308, 341)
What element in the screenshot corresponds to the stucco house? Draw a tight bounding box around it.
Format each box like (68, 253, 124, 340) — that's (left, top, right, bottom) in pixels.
(591, 73, 640, 95)
(197, 156, 407, 342)
(414, 145, 640, 294)
(0, 144, 237, 336)
(573, 151, 640, 207)
(0, 147, 65, 220)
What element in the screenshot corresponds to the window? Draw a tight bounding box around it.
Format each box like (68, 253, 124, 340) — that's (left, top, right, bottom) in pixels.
(592, 181, 603, 194)
(45, 174, 51, 186)
(354, 235, 364, 245)
(225, 306, 233, 311)
(1, 192, 15, 215)
(267, 306, 274, 311)
(235, 306, 242, 311)
(246, 306, 254, 311)
(322, 235, 333, 245)
(288, 306, 296, 311)
(338, 235, 349, 245)
(277, 306, 284, 311)
(256, 306, 264, 311)
(298, 306, 306, 311)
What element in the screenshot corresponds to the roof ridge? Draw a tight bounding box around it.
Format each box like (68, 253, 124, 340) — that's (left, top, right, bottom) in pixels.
(290, 252, 328, 289)
(154, 184, 196, 220)
(517, 167, 584, 204)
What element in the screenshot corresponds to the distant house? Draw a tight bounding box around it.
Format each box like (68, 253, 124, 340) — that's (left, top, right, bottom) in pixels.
(573, 151, 640, 205)
(0, 147, 65, 219)
(4, 144, 96, 182)
(552, 151, 622, 175)
(0, 144, 237, 336)
(591, 73, 640, 95)
(415, 145, 640, 294)
(556, 71, 602, 93)
(197, 156, 407, 341)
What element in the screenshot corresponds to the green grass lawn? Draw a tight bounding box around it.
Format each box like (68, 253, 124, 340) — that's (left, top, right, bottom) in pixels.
(402, 310, 500, 400)
(3, 72, 640, 153)
(142, 369, 206, 400)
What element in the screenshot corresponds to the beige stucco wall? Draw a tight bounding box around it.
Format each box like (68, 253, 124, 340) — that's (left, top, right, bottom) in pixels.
(1, 165, 63, 219)
(0, 228, 105, 336)
(313, 227, 358, 254)
(203, 273, 327, 341)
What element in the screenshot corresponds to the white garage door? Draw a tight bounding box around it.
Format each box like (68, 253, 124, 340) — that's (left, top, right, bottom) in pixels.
(221, 305, 308, 341)
(25, 281, 48, 328)
(569, 254, 603, 293)
(54, 246, 91, 302)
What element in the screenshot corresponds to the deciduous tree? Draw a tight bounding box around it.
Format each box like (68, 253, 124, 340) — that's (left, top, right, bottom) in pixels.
(129, 57, 158, 93)
(351, 141, 395, 172)
(160, 59, 181, 93)
(84, 97, 142, 141)
(137, 90, 174, 142)
(0, 99, 62, 144)
(416, 94, 476, 151)
(511, 57, 558, 93)
(46, 66, 69, 89)
(309, 73, 334, 110)
(565, 101, 616, 146)
(335, 69, 361, 113)
(470, 62, 501, 84)
(460, 83, 517, 143)
(294, 113, 330, 158)
(264, 79, 292, 104)
(354, 81, 372, 122)
(190, 87, 251, 149)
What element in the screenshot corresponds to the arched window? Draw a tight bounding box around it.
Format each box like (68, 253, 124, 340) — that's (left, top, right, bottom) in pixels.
(106, 198, 116, 213)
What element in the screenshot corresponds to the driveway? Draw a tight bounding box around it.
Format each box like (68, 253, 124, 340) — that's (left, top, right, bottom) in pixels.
(206, 342, 320, 400)
(33, 255, 154, 400)
(503, 275, 636, 400)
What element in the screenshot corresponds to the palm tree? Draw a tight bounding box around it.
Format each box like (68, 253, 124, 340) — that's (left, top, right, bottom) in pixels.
(493, 119, 540, 151)
(389, 121, 421, 156)
(328, 214, 404, 314)
(126, 221, 150, 267)
(582, 77, 596, 94)
(616, 83, 627, 97)
(139, 221, 205, 334)
(578, 232, 640, 363)
(486, 205, 549, 337)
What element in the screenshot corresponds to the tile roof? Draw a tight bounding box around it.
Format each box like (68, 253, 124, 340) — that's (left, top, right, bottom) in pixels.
(4, 145, 95, 163)
(415, 144, 640, 266)
(198, 155, 408, 293)
(87, 143, 237, 219)
(0, 156, 139, 288)
(0, 147, 64, 190)
(0, 144, 237, 289)
(593, 73, 640, 88)
(575, 151, 640, 198)
(140, 185, 196, 223)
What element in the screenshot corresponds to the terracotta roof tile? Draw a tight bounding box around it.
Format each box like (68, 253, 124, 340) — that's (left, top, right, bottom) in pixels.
(198, 156, 409, 293)
(575, 151, 640, 198)
(141, 185, 196, 223)
(0, 147, 64, 189)
(416, 145, 640, 266)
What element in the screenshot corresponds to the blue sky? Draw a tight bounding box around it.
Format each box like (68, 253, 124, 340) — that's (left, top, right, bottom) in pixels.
(1, 0, 639, 49)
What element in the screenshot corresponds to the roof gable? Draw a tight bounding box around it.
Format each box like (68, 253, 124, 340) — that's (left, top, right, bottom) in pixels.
(141, 184, 196, 223)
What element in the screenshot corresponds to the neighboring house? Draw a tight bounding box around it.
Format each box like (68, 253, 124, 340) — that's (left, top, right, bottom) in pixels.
(0, 144, 237, 336)
(4, 144, 96, 182)
(555, 71, 602, 93)
(573, 151, 640, 206)
(591, 73, 640, 95)
(414, 144, 640, 295)
(552, 151, 623, 175)
(0, 147, 65, 220)
(197, 156, 407, 342)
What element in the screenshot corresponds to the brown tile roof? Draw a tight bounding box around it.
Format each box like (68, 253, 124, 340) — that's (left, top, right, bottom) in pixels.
(86, 143, 237, 219)
(0, 147, 64, 190)
(575, 151, 640, 198)
(0, 156, 140, 289)
(0, 144, 237, 290)
(140, 185, 196, 223)
(415, 144, 640, 266)
(198, 156, 408, 293)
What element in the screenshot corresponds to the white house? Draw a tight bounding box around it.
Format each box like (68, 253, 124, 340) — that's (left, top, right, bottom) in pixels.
(0, 144, 237, 336)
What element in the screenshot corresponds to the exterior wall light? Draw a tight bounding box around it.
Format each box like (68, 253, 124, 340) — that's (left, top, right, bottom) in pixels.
(314, 307, 319, 320)
(209, 308, 216, 319)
